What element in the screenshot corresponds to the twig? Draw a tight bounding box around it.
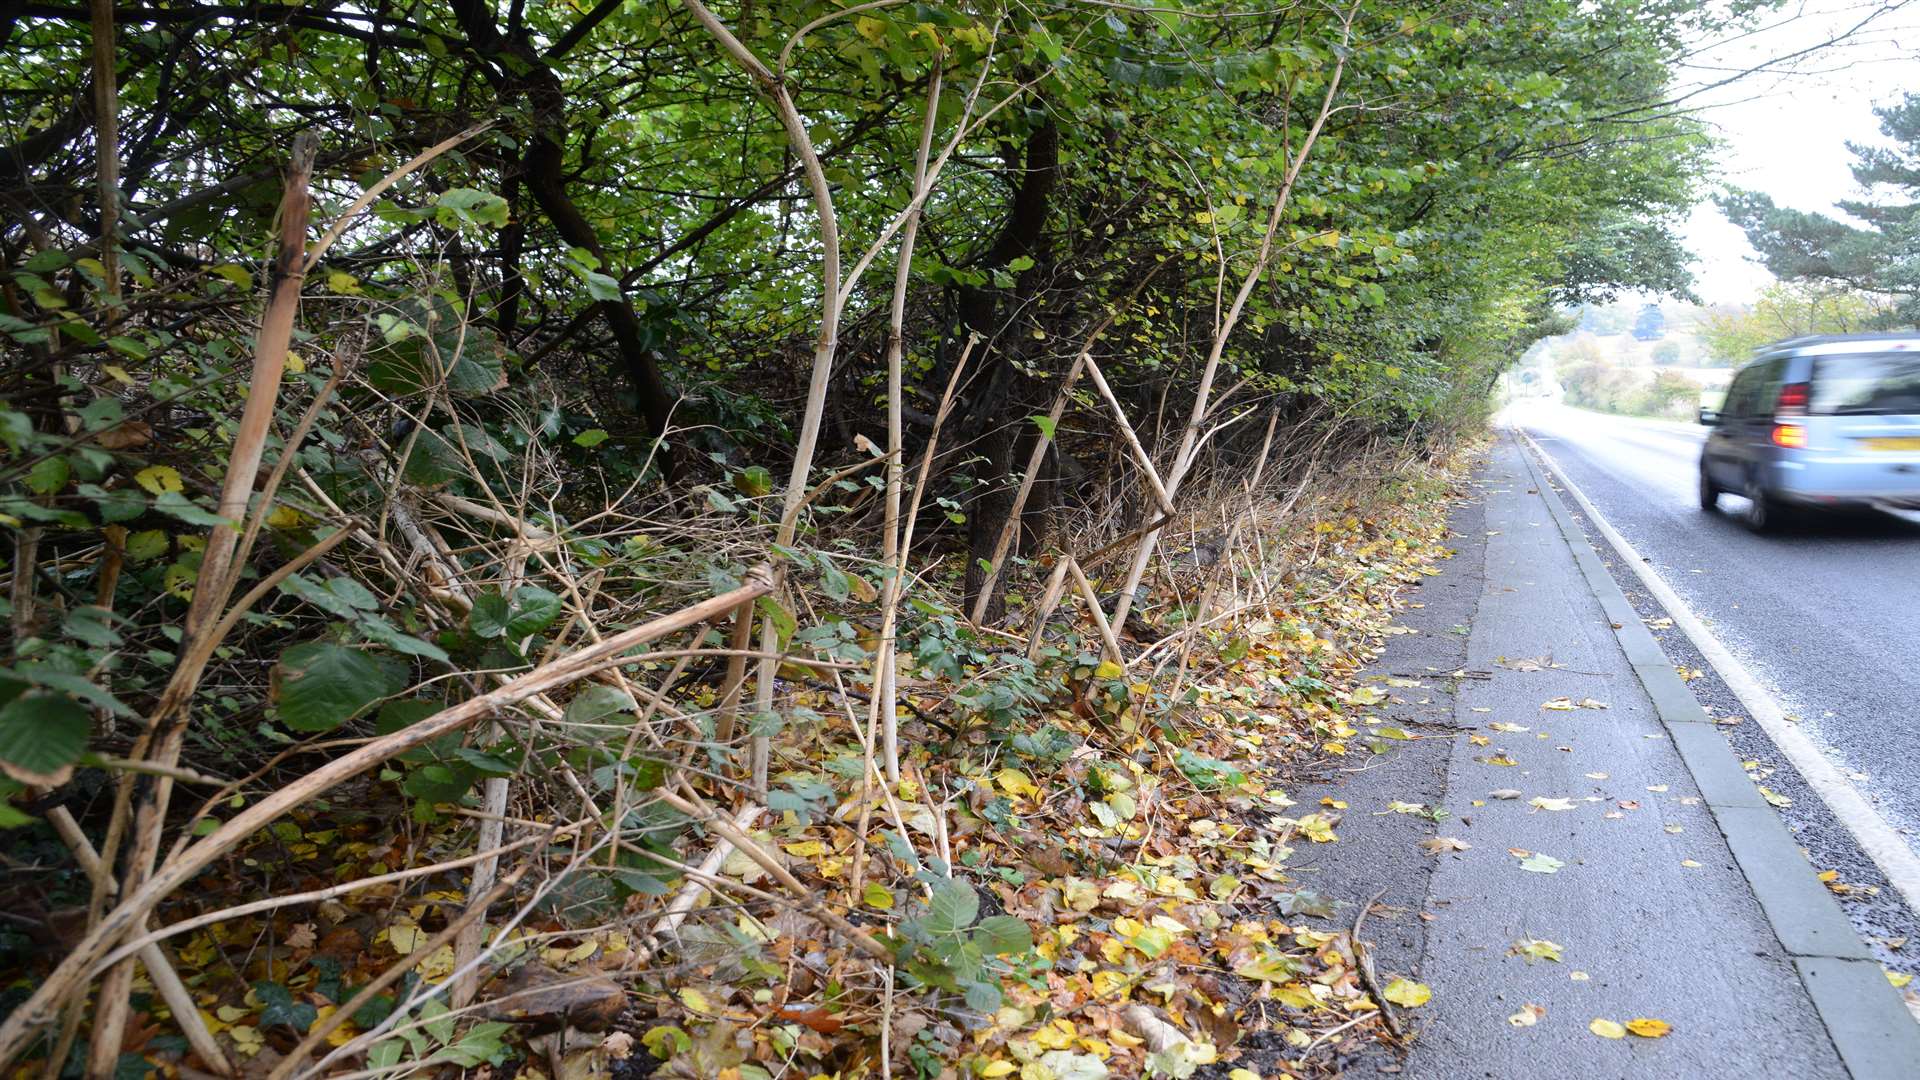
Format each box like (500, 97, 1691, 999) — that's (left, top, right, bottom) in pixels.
(1350, 885, 1404, 1041)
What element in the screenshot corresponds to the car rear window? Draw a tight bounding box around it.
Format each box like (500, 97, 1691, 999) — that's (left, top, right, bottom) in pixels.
(1810, 353, 1920, 415)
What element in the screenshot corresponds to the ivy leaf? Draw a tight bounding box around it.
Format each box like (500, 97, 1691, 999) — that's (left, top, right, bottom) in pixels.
(273, 643, 392, 732)
(253, 981, 318, 1032)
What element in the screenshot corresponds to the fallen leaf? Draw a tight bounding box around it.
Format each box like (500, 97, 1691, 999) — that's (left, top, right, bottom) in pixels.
(1508, 1003, 1546, 1027)
(1589, 1019, 1626, 1039)
(1625, 1018, 1671, 1038)
(1518, 852, 1565, 874)
(1509, 938, 1563, 963)
(1382, 978, 1431, 1007)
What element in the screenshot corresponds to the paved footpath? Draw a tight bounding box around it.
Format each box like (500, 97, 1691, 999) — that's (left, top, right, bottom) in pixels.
(1308, 434, 1920, 1079)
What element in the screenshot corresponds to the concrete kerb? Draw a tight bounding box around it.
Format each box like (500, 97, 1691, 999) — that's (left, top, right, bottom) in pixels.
(1508, 430, 1920, 1079)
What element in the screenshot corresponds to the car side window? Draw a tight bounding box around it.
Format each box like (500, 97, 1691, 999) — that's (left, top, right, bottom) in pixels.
(1725, 368, 1757, 418)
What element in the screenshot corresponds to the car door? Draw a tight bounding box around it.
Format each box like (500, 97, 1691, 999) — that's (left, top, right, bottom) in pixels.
(1706, 366, 1756, 486)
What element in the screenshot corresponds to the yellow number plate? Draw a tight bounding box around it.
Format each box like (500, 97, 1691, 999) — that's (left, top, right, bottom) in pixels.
(1862, 437, 1920, 451)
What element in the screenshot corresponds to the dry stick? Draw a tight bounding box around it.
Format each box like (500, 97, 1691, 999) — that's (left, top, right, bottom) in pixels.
(0, 569, 772, 1068)
(40, 804, 230, 1075)
(872, 54, 943, 786)
(965, 263, 1169, 625)
(1107, 17, 1353, 634)
(88, 130, 319, 1076)
(683, 0, 843, 799)
(712, 597, 756, 745)
(99, 831, 572, 973)
(266, 865, 530, 1080)
(631, 803, 763, 963)
(1350, 885, 1404, 1041)
(655, 785, 891, 961)
(1065, 558, 1125, 664)
(88, 0, 119, 304)
(1024, 558, 1074, 660)
(1081, 354, 1177, 516)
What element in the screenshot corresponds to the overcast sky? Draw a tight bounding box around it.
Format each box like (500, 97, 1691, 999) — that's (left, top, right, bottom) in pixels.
(1675, 0, 1920, 305)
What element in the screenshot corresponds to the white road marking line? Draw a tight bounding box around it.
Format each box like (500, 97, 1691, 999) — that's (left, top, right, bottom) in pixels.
(1516, 426, 1920, 915)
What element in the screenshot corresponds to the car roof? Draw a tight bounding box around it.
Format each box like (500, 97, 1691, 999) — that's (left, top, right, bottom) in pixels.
(1755, 333, 1920, 359)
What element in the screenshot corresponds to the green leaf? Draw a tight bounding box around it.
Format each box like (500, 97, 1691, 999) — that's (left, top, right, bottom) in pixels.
(467, 591, 511, 638)
(565, 685, 635, 725)
(733, 466, 773, 497)
(254, 980, 318, 1032)
(924, 879, 979, 935)
(27, 456, 69, 495)
(402, 762, 472, 803)
(434, 187, 510, 229)
(504, 586, 563, 638)
(152, 490, 233, 527)
(973, 915, 1032, 956)
(0, 693, 90, 782)
(78, 484, 144, 523)
(274, 642, 391, 732)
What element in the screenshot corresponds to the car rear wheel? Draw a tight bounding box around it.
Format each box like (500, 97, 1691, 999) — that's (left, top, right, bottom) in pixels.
(1698, 465, 1720, 511)
(1743, 474, 1787, 533)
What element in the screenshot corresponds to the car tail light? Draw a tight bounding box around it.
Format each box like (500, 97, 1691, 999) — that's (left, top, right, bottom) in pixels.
(1777, 381, 1809, 416)
(1772, 423, 1807, 448)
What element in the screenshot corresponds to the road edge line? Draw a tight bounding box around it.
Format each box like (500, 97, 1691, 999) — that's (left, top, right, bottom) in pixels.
(1510, 428, 1920, 1077)
(1514, 426, 1920, 915)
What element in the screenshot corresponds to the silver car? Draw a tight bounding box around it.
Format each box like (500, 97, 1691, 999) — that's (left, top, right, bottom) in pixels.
(1699, 334, 1920, 531)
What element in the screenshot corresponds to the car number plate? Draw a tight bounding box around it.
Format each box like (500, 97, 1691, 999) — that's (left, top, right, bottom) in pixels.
(1862, 437, 1920, 451)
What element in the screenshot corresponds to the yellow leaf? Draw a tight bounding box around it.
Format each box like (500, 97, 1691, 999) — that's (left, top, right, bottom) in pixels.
(1625, 1018, 1671, 1038)
(1382, 978, 1430, 1007)
(386, 924, 425, 956)
(135, 465, 184, 495)
(997, 767, 1040, 800)
(1589, 1018, 1626, 1039)
(1508, 938, 1562, 963)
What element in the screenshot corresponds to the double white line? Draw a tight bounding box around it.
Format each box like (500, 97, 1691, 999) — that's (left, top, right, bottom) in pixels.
(1518, 427, 1920, 915)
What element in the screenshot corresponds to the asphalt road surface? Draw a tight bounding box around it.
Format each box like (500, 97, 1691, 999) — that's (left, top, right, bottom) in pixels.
(1507, 400, 1920, 863)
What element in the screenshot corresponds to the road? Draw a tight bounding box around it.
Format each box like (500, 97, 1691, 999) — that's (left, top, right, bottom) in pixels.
(1504, 401, 1920, 876)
